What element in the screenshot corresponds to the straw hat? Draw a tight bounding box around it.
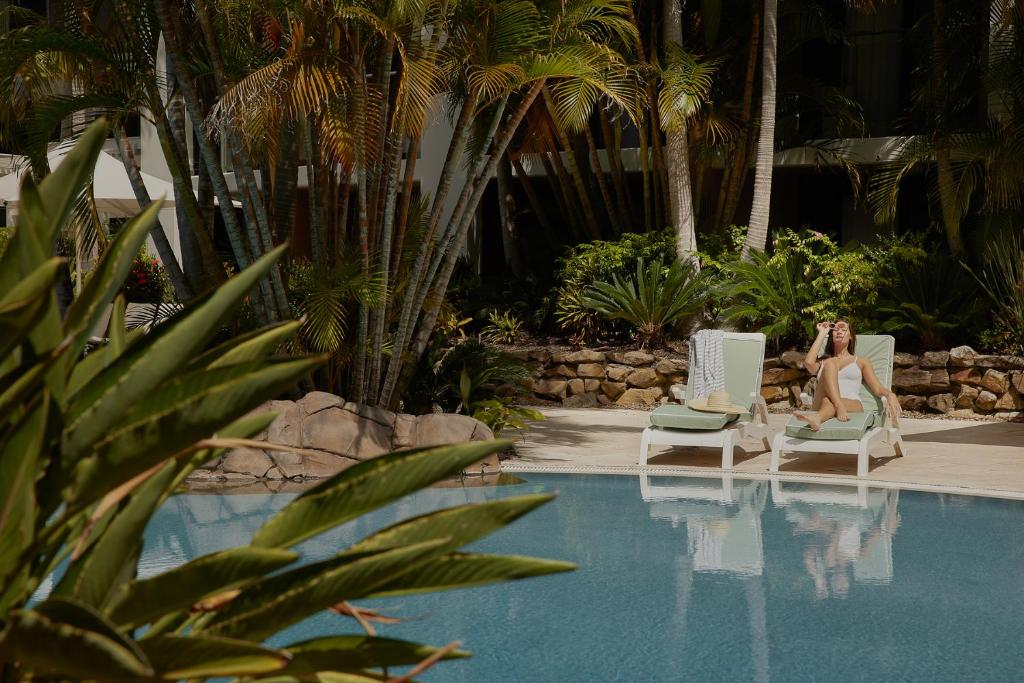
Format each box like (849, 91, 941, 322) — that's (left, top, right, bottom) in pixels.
(688, 390, 747, 414)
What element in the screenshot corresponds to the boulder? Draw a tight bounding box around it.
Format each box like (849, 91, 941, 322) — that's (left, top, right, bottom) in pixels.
(609, 350, 655, 366)
(562, 393, 599, 408)
(994, 388, 1024, 411)
(302, 407, 392, 460)
(576, 363, 606, 379)
(584, 379, 601, 392)
(606, 364, 631, 382)
(950, 367, 982, 386)
(892, 368, 935, 394)
(566, 349, 606, 363)
(1012, 371, 1024, 394)
(546, 364, 577, 378)
(301, 451, 360, 478)
(597, 394, 613, 406)
(949, 346, 977, 367)
(528, 347, 553, 363)
(929, 369, 951, 390)
(654, 358, 688, 375)
(533, 378, 568, 399)
(954, 385, 979, 409)
(600, 381, 626, 400)
(342, 401, 397, 429)
(615, 387, 664, 407)
(926, 393, 955, 414)
(894, 352, 920, 368)
(762, 367, 805, 385)
(626, 367, 660, 389)
(921, 351, 950, 368)
(567, 378, 586, 396)
(760, 386, 786, 403)
(298, 391, 343, 415)
(392, 414, 417, 449)
(975, 355, 1024, 370)
(763, 357, 783, 369)
(899, 395, 928, 411)
(975, 390, 998, 412)
(780, 350, 805, 369)
(221, 448, 274, 477)
(980, 369, 1009, 395)
(268, 449, 307, 479)
(266, 400, 304, 447)
(414, 413, 493, 447)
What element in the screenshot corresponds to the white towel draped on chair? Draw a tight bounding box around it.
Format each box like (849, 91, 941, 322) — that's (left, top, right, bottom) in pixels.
(691, 329, 725, 399)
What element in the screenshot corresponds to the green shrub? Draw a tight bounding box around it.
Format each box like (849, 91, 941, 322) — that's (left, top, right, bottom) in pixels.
(0, 121, 570, 681)
(480, 309, 525, 344)
(554, 230, 675, 340)
(585, 257, 709, 347)
(967, 230, 1024, 355)
(122, 250, 173, 303)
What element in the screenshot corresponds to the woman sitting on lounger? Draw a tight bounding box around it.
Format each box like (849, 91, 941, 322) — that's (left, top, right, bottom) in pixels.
(795, 319, 901, 431)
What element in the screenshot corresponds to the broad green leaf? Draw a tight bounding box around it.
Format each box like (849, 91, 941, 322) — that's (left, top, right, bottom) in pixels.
(34, 598, 150, 664)
(189, 320, 302, 369)
(35, 118, 109, 247)
(108, 547, 299, 628)
(53, 461, 178, 608)
(137, 635, 288, 679)
(64, 244, 289, 458)
(279, 635, 468, 674)
(1, 606, 154, 679)
(0, 257, 64, 360)
(69, 356, 322, 507)
(65, 327, 145, 399)
(109, 294, 126, 355)
(57, 198, 163, 383)
(257, 673, 388, 683)
(0, 399, 48, 593)
(0, 340, 67, 419)
(343, 494, 554, 557)
(204, 539, 451, 640)
(252, 440, 510, 549)
(185, 410, 280, 472)
(365, 552, 576, 598)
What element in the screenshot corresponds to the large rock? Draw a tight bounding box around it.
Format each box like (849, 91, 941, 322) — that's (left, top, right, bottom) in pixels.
(584, 379, 601, 392)
(975, 355, 1024, 370)
(975, 390, 998, 412)
(546, 364, 577, 378)
(533, 378, 568, 399)
(780, 350, 805, 369)
(600, 381, 626, 399)
(576, 363, 606, 379)
(302, 407, 391, 460)
(762, 367, 805, 385)
(894, 352, 920, 368)
(1012, 372, 1024, 394)
(899, 395, 928, 411)
(606, 364, 631, 382)
(626, 367, 660, 389)
(221, 448, 274, 477)
(609, 350, 655, 366)
(929, 369, 951, 390)
(892, 368, 935, 394)
(615, 387, 664, 407)
(654, 358, 688, 375)
(921, 351, 950, 368)
(414, 413, 492, 446)
(299, 391, 344, 415)
(950, 367, 982, 386)
(567, 378, 586, 396)
(562, 393, 598, 408)
(949, 346, 977, 367)
(980, 369, 1009, 395)
(926, 393, 954, 414)
(760, 386, 786, 403)
(528, 347, 553, 363)
(995, 389, 1024, 411)
(955, 385, 979, 409)
(566, 349, 606, 363)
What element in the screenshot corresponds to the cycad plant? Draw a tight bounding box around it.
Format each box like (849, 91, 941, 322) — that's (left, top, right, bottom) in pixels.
(584, 257, 707, 347)
(717, 248, 813, 347)
(0, 121, 572, 681)
(966, 230, 1024, 354)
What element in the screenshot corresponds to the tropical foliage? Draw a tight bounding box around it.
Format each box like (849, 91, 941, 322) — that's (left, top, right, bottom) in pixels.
(0, 121, 570, 681)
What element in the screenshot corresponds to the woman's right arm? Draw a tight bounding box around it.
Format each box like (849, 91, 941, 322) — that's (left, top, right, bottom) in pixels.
(804, 322, 831, 374)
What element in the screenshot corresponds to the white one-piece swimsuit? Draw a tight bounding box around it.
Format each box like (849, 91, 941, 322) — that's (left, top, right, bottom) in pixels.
(817, 357, 863, 401)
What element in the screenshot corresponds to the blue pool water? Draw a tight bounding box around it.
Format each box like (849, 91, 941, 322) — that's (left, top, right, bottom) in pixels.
(136, 474, 1024, 681)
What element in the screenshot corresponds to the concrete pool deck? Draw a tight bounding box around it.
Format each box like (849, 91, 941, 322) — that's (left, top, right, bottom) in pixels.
(504, 408, 1024, 499)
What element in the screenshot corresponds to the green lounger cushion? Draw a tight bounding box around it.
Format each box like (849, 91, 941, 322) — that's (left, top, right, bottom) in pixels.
(784, 412, 880, 440)
(650, 404, 747, 431)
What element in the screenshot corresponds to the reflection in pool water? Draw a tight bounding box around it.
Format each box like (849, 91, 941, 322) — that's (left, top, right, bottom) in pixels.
(125, 474, 1024, 681)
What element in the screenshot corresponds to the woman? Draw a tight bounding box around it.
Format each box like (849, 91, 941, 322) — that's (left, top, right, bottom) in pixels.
(795, 319, 901, 431)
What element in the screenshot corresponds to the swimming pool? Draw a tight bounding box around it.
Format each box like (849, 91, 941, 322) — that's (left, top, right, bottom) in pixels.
(139, 474, 1024, 681)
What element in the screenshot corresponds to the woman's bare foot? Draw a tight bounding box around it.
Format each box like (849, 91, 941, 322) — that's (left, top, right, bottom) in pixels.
(795, 411, 822, 431)
(835, 409, 850, 422)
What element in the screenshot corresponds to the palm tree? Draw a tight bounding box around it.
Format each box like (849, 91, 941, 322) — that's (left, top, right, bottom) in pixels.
(742, 0, 778, 259)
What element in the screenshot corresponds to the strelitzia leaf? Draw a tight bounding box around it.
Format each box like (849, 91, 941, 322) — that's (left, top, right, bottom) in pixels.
(279, 635, 468, 674)
(0, 399, 47, 595)
(251, 440, 509, 549)
(108, 547, 299, 628)
(0, 256, 64, 360)
(365, 552, 576, 597)
(137, 635, 289, 679)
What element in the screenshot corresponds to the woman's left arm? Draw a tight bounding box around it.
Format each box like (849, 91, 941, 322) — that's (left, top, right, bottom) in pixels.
(859, 358, 902, 418)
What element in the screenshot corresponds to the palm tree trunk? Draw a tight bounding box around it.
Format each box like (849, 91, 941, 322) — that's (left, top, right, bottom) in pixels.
(306, 122, 325, 265)
(391, 135, 420, 275)
(542, 87, 602, 238)
(663, 0, 699, 268)
(274, 123, 299, 247)
(496, 150, 523, 276)
(584, 124, 619, 236)
(599, 106, 635, 230)
(743, 0, 779, 259)
(352, 165, 370, 404)
(513, 157, 555, 234)
(113, 125, 193, 300)
(539, 122, 585, 239)
(930, 0, 965, 255)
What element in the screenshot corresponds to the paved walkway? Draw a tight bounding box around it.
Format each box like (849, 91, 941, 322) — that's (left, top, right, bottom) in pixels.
(506, 408, 1024, 499)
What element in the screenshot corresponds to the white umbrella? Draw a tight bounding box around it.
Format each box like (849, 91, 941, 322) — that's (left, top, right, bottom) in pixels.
(0, 149, 176, 216)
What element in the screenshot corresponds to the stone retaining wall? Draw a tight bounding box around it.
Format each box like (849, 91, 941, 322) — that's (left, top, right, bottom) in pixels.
(508, 344, 1024, 420)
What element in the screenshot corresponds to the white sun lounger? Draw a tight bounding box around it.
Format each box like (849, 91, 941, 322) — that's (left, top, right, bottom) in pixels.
(639, 332, 772, 470)
(769, 334, 906, 478)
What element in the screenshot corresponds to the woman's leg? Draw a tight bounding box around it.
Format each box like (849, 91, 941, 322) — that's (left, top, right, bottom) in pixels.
(796, 396, 836, 431)
(821, 359, 850, 421)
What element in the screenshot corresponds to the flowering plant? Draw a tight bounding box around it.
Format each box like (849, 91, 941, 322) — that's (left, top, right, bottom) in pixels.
(123, 254, 169, 302)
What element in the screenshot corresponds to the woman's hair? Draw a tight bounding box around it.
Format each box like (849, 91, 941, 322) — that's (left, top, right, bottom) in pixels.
(825, 318, 856, 356)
